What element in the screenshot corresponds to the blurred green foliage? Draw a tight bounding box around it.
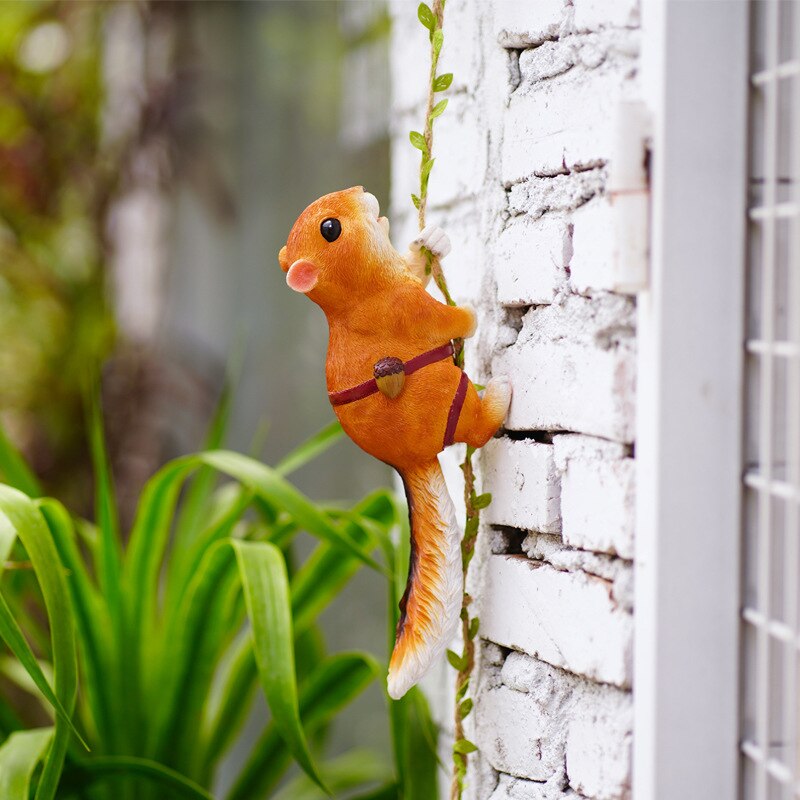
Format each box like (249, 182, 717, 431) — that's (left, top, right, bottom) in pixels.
(0, 1, 116, 498)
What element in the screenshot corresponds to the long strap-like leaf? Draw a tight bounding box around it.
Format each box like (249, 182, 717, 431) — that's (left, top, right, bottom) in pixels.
(147, 537, 327, 794)
(0, 425, 41, 498)
(0, 727, 54, 799)
(0, 486, 82, 800)
(232, 539, 328, 795)
(227, 651, 380, 800)
(62, 755, 214, 800)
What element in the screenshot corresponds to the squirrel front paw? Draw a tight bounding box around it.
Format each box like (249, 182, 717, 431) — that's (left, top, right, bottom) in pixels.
(462, 303, 477, 338)
(409, 224, 451, 259)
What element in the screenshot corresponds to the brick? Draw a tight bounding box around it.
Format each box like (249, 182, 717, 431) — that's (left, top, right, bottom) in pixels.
(477, 683, 572, 781)
(389, 121, 424, 221)
(428, 94, 488, 209)
(495, 216, 570, 306)
(482, 438, 561, 532)
(492, 0, 567, 48)
(567, 715, 632, 800)
(518, 41, 576, 82)
(573, 0, 640, 32)
(434, 207, 488, 301)
(489, 772, 579, 800)
(391, 99, 487, 213)
(501, 69, 635, 182)
(478, 654, 632, 791)
(467, 752, 501, 800)
(554, 434, 635, 558)
(489, 775, 580, 800)
(493, 295, 636, 443)
(480, 555, 632, 686)
(507, 168, 605, 218)
(522, 532, 634, 612)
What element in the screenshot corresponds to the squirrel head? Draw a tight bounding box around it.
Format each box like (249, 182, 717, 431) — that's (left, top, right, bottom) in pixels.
(279, 186, 399, 313)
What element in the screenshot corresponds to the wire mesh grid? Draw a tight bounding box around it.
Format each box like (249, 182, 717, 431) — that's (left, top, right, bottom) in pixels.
(741, 1, 800, 798)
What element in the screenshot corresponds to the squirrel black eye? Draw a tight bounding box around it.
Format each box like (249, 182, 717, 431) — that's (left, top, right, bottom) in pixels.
(320, 218, 341, 242)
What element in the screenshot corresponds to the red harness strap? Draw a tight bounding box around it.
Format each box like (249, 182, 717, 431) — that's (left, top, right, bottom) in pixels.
(443, 370, 469, 449)
(327, 341, 468, 450)
(328, 342, 456, 407)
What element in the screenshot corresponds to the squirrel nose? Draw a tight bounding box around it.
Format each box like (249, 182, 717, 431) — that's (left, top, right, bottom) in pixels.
(361, 192, 380, 218)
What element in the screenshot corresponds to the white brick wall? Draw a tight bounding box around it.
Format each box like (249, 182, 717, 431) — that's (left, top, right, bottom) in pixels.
(388, 1, 640, 797)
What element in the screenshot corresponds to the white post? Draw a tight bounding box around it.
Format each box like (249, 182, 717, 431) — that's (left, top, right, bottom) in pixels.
(634, 1, 749, 798)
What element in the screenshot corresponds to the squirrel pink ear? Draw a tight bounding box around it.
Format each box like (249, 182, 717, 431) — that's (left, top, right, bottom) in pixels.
(286, 259, 319, 293)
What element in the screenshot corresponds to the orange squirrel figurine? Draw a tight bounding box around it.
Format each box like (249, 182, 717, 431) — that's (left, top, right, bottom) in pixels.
(279, 186, 511, 699)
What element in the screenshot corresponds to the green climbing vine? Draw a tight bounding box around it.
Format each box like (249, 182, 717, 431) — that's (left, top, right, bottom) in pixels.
(409, 2, 491, 797)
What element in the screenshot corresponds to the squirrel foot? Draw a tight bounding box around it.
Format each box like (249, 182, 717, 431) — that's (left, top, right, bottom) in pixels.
(409, 224, 451, 259)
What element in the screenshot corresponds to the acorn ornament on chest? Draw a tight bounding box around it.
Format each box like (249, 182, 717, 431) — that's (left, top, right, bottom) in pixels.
(279, 186, 511, 699)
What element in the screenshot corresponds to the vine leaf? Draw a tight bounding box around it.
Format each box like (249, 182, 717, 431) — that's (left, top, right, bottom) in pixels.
(409, 131, 427, 152)
(446, 649, 467, 672)
(417, 3, 436, 31)
(430, 99, 448, 119)
(453, 739, 478, 755)
(433, 73, 453, 92)
(473, 492, 492, 510)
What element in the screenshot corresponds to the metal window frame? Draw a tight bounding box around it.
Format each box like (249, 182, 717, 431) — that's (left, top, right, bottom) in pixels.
(634, 2, 749, 798)
(739, 1, 800, 796)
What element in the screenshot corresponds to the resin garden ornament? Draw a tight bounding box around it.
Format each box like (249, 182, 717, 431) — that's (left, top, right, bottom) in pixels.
(279, 186, 511, 699)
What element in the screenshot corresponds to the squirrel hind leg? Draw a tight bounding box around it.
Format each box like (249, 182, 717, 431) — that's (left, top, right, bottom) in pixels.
(456, 376, 512, 449)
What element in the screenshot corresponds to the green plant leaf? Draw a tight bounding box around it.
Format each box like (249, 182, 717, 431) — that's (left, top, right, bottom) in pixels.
(432, 28, 444, 55)
(202, 494, 388, 774)
(272, 749, 392, 800)
(446, 649, 467, 672)
(201, 451, 383, 572)
(62, 756, 213, 800)
(86, 387, 122, 610)
(403, 688, 439, 800)
(416, 2, 435, 31)
(433, 72, 453, 92)
(421, 158, 435, 182)
(458, 698, 473, 719)
(453, 739, 478, 754)
(430, 98, 448, 119)
(464, 516, 479, 536)
(164, 483, 253, 624)
(468, 616, 480, 640)
(0, 655, 54, 707)
(0, 486, 82, 800)
(473, 492, 492, 509)
(232, 539, 327, 795)
(409, 131, 427, 152)
(227, 652, 380, 800)
(0, 425, 40, 498)
(274, 419, 344, 477)
(0, 538, 81, 743)
(350, 785, 400, 800)
(172, 380, 233, 551)
(411, 193, 421, 209)
(200, 633, 258, 774)
(37, 498, 114, 748)
(0, 727, 53, 799)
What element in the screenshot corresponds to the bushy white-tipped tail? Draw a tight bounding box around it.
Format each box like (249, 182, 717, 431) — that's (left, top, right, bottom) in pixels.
(387, 458, 463, 700)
